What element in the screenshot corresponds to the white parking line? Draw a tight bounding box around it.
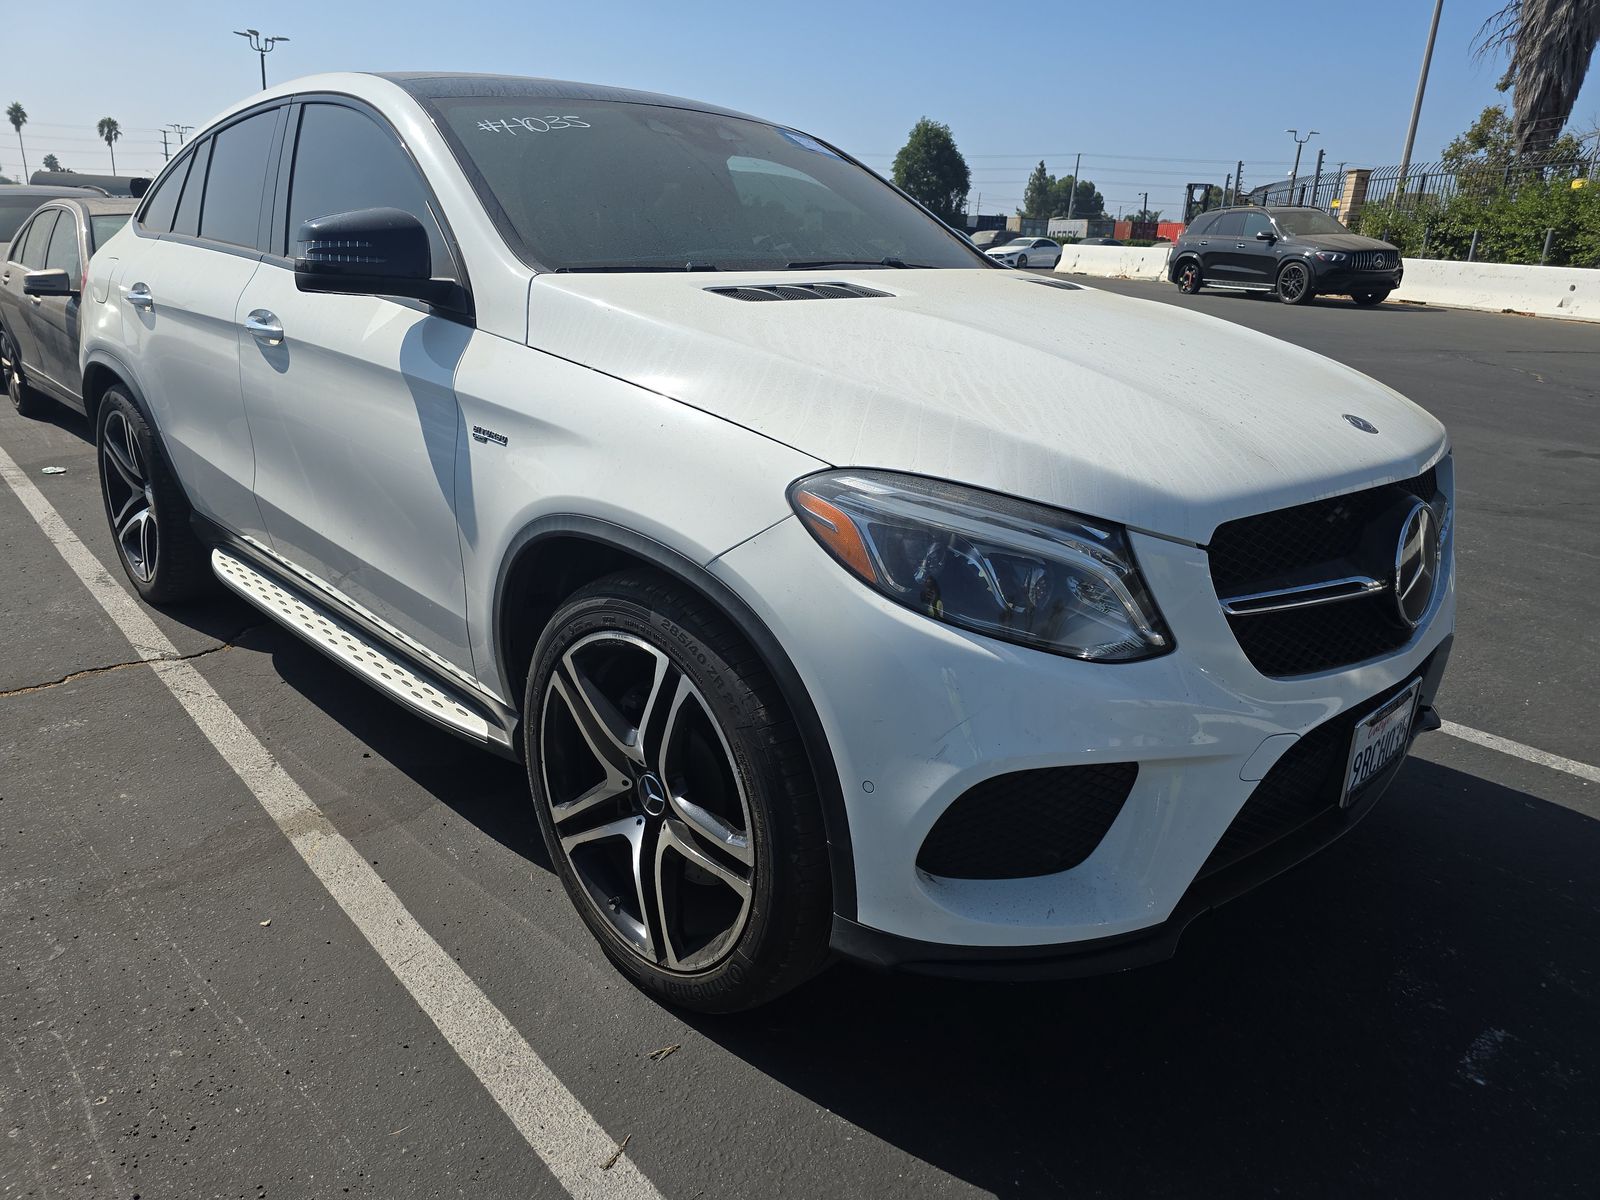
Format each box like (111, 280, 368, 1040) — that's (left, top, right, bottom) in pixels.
(1441, 721, 1600, 785)
(0, 443, 661, 1200)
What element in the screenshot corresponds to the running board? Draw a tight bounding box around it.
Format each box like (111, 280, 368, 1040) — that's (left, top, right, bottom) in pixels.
(211, 549, 496, 744)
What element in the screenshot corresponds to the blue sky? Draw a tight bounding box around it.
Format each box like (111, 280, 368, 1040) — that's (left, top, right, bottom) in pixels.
(6, 0, 1597, 217)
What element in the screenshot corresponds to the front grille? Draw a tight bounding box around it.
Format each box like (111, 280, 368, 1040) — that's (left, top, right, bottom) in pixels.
(1209, 468, 1438, 676)
(1350, 250, 1396, 271)
(705, 282, 892, 302)
(917, 763, 1138, 880)
(1199, 669, 1424, 878)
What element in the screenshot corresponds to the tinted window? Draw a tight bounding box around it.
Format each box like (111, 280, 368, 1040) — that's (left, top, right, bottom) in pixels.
(43, 210, 80, 278)
(0, 197, 46, 244)
(1273, 209, 1351, 236)
(172, 140, 211, 237)
(16, 211, 58, 268)
(286, 102, 454, 277)
(1242, 211, 1273, 239)
(139, 153, 191, 232)
(1187, 213, 1215, 236)
(429, 98, 982, 271)
(90, 213, 131, 251)
(1211, 211, 1247, 237)
(198, 110, 278, 248)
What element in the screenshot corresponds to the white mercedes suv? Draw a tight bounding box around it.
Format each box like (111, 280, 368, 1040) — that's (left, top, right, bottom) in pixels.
(78, 73, 1454, 1011)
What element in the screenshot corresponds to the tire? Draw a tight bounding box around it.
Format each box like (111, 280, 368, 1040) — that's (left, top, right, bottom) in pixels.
(95, 386, 213, 603)
(1351, 290, 1391, 307)
(1016, 255, 1028, 269)
(524, 569, 832, 1012)
(1276, 260, 1315, 305)
(2, 330, 45, 418)
(1174, 259, 1203, 294)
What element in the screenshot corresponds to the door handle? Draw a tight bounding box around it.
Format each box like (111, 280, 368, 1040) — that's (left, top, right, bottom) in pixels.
(244, 309, 284, 347)
(1236, 242, 1247, 248)
(127, 282, 154, 311)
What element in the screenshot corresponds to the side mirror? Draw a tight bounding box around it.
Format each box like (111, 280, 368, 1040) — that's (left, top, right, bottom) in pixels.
(23, 268, 75, 297)
(1255, 230, 1276, 241)
(294, 207, 455, 306)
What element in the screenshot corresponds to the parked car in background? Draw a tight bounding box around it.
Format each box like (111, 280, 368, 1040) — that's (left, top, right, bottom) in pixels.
(1169, 206, 1403, 306)
(968, 228, 1016, 249)
(81, 73, 1452, 1012)
(1, 196, 137, 416)
(1079, 236, 1123, 246)
(985, 236, 1061, 267)
(0, 184, 98, 261)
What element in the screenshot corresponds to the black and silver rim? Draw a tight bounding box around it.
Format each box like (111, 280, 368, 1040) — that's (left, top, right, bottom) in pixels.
(540, 631, 754, 973)
(1178, 263, 1199, 291)
(1280, 264, 1309, 301)
(101, 409, 157, 583)
(2, 335, 19, 404)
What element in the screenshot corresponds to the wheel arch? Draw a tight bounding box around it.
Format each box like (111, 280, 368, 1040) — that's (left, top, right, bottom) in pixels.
(1169, 251, 1201, 280)
(494, 515, 858, 919)
(80, 351, 197, 507)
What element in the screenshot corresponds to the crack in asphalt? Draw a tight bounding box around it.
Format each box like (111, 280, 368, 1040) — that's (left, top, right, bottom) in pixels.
(0, 623, 268, 700)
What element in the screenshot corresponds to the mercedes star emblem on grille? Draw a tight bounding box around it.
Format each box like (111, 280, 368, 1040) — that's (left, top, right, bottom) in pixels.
(1394, 501, 1441, 627)
(1342, 414, 1379, 433)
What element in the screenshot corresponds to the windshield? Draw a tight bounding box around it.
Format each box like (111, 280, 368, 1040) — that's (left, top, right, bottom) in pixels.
(0, 196, 45, 244)
(89, 213, 129, 251)
(427, 98, 985, 272)
(1272, 210, 1350, 236)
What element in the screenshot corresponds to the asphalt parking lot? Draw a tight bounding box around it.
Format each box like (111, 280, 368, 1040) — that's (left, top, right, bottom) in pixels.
(3, 282, 1597, 1198)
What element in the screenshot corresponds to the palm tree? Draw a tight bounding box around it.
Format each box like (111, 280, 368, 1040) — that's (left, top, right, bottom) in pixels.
(6, 102, 27, 178)
(97, 117, 121, 175)
(1479, 0, 1600, 155)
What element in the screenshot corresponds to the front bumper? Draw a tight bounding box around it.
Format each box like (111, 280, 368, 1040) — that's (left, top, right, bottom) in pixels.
(1315, 266, 1404, 293)
(707, 482, 1456, 958)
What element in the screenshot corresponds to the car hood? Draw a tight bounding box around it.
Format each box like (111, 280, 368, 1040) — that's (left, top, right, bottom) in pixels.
(1288, 232, 1397, 253)
(525, 269, 1446, 544)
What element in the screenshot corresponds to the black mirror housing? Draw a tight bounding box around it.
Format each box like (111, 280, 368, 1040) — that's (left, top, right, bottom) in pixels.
(23, 268, 75, 297)
(1255, 230, 1276, 241)
(293, 207, 456, 306)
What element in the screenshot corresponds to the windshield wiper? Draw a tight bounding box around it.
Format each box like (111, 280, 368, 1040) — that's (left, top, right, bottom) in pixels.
(784, 257, 929, 270)
(555, 261, 723, 273)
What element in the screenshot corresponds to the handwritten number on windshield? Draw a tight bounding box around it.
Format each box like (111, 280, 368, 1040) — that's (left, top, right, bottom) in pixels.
(476, 116, 591, 135)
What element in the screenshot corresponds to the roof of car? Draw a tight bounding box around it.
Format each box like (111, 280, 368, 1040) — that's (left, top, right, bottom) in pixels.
(0, 184, 103, 198)
(51, 196, 141, 215)
(377, 72, 759, 122)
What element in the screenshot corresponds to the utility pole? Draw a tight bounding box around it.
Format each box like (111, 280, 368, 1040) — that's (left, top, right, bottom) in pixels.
(1066, 151, 1082, 220)
(1235, 160, 1245, 205)
(1223, 172, 1232, 206)
(1399, 0, 1444, 197)
(234, 29, 290, 90)
(168, 122, 192, 147)
(160, 130, 170, 162)
(1311, 148, 1325, 205)
(1140, 191, 1149, 223)
(1286, 129, 1319, 203)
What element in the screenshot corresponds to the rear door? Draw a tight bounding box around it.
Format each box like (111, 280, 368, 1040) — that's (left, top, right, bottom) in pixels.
(118, 107, 284, 540)
(30, 205, 86, 402)
(1, 208, 59, 370)
(1203, 211, 1247, 282)
(236, 98, 475, 671)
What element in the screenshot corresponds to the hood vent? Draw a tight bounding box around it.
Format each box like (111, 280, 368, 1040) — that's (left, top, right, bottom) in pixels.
(1020, 276, 1083, 292)
(707, 281, 893, 302)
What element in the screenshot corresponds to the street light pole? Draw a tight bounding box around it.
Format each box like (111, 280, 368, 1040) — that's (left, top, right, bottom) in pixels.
(1286, 129, 1319, 203)
(234, 29, 290, 90)
(1398, 0, 1444, 197)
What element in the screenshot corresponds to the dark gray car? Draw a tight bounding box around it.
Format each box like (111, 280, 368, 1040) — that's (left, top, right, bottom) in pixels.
(1168, 205, 1403, 306)
(0, 184, 99, 261)
(1, 195, 137, 416)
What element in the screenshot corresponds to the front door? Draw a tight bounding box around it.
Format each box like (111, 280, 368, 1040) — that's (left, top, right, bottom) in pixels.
(1, 209, 58, 372)
(30, 205, 85, 399)
(1236, 211, 1279, 288)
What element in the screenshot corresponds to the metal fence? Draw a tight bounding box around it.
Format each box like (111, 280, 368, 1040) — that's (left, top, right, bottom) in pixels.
(1364, 151, 1600, 212)
(1246, 170, 1347, 210)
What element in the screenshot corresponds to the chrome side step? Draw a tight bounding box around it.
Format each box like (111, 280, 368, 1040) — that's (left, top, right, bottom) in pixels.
(211, 549, 493, 743)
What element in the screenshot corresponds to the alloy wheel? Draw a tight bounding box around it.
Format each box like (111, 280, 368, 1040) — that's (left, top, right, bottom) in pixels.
(1178, 263, 1200, 293)
(540, 631, 754, 972)
(1279, 263, 1309, 302)
(101, 409, 158, 583)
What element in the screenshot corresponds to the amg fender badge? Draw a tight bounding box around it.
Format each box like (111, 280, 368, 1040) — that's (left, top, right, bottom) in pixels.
(471, 425, 509, 447)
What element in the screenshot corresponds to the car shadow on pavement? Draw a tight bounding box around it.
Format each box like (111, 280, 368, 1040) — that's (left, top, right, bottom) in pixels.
(687, 757, 1599, 1197)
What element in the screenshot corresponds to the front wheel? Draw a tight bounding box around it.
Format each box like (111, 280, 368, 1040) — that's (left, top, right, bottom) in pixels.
(2, 330, 44, 418)
(95, 387, 213, 603)
(525, 570, 832, 1012)
(1016, 255, 1028, 269)
(1276, 260, 1315, 305)
(1351, 290, 1391, 307)
(1175, 260, 1203, 294)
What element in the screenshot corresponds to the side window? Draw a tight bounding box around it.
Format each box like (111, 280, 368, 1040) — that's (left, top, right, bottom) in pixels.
(172, 139, 212, 237)
(286, 103, 456, 278)
(1242, 212, 1273, 240)
(43, 211, 80, 279)
(1211, 211, 1246, 237)
(198, 110, 279, 248)
(17, 211, 59, 269)
(1188, 213, 1215, 236)
(139, 151, 192, 233)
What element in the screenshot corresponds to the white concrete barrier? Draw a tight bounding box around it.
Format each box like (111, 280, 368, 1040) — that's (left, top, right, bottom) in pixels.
(1053, 242, 1598, 322)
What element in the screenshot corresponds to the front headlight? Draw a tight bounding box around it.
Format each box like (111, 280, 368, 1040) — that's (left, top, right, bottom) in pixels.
(1313, 251, 1347, 263)
(789, 470, 1171, 661)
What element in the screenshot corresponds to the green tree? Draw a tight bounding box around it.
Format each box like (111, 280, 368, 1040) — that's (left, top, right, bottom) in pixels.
(892, 118, 971, 224)
(1046, 175, 1104, 218)
(1442, 103, 1584, 168)
(6, 102, 27, 179)
(1126, 208, 1163, 223)
(97, 117, 121, 174)
(1022, 161, 1053, 217)
(41, 153, 64, 172)
(1478, 0, 1600, 155)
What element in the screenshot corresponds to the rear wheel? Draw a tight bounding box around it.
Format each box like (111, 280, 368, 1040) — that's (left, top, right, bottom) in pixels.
(525, 570, 832, 1012)
(1175, 260, 1203, 294)
(95, 387, 213, 603)
(1351, 290, 1391, 307)
(1276, 260, 1315, 305)
(2, 330, 44, 418)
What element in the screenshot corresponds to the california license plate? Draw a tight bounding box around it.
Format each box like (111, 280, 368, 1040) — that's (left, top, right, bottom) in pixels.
(1342, 680, 1422, 806)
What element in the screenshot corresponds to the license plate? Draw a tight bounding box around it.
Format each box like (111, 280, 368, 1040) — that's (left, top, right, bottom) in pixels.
(1342, 680, 1422, 806)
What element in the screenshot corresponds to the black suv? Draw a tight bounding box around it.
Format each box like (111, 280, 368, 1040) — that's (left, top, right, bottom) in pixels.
(1168, 206, 1402, 306)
